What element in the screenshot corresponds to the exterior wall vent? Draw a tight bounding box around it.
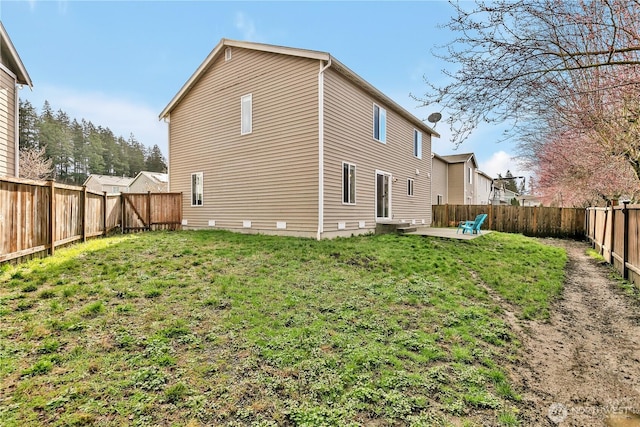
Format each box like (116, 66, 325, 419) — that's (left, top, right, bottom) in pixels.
(225, 47, 232, 61)
(243, 220, 252, 228)
(276, 221, 286, 229)
(208, 220, 216, 227)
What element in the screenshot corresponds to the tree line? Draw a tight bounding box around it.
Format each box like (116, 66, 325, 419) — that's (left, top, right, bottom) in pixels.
(18, 99, 167, 184)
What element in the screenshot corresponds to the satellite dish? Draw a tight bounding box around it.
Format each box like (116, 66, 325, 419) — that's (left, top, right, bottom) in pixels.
(427, 112, 442, 124)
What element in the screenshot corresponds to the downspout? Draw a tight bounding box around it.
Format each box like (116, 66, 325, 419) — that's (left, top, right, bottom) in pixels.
(164, 115, 170, 191)
(14, 81, 20, 177)
(317, 57, 332, 240)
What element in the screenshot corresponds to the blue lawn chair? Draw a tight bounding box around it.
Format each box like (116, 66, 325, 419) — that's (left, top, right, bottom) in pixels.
(457, 213, 488, 234)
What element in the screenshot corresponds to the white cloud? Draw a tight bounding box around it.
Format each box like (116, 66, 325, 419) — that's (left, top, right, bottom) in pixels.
(479, 150, 531, 180)
(235, 11, 260, 41)
(21, 84, 167, 155)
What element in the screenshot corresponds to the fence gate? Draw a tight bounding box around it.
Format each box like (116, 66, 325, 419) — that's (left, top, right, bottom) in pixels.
(121, 192, 182, 233)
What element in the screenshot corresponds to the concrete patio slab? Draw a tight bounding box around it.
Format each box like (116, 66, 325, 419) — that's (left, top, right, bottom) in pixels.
(405, 227, 492, 240)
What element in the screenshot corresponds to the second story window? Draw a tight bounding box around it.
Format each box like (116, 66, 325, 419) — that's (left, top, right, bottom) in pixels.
(241, 94, 252, 135)
(373, 104, 386, 143)
(413, 129, 422, 159)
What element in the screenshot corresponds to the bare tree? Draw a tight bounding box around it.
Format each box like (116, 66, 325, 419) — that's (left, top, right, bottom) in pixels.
(416, 0, 640, 182)
(19, 146, 53, 180)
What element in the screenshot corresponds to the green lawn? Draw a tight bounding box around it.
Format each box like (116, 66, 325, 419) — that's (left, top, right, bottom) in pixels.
(0, 231, 566, 426)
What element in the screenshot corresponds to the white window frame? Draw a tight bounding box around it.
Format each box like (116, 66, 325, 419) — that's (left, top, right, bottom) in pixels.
(191, 172, 204, 207)
(407, 178, 414, 197)
(342, 162, 356, 205)
(413, 129, 422, 159)
(437, 194, 444, 205)
(469, 167, 473, 184)
(373, 104, 386, 143)
(225, 47, 232, 61)
(241, 94, 252, 135)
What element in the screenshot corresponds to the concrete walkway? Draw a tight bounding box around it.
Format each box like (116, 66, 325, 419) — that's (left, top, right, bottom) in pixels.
(406, 227, 492, 240)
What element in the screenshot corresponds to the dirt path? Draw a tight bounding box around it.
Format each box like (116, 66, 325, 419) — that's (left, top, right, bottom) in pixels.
(506, 239, 640, 426)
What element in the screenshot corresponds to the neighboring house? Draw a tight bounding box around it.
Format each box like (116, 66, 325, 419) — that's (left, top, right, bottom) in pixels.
(475, 170, 493, 205)
(129, 171, 169, 193)
(83, 174, 133, 194)
(0, 22, 32, 178)
(160, 39, 439, 238)
(431, 153, 449, 205)
(516, 194, 542, 207)
(431, 152, 487, 205)
(492, 187, 519, 205)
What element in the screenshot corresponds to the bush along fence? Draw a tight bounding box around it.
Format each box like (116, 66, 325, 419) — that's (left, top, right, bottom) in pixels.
(586, 203, 640, 288)
(0, 176, 182, 264)
(431, 204, 586, 238)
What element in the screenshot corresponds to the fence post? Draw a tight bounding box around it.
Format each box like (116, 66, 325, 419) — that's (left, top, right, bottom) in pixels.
(48, 179, 55, 256)
(147, 191, 152, 231)
(103, 191, 108, 236)
(609, 207, 615, 265)
(81, 185, 87, 242)
(445, 203, 449, 227)
(120, 193, 125, 234)
(622, 200, 630, 279)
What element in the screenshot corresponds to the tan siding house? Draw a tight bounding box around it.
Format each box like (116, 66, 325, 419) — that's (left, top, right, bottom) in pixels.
(129, 171, 168, 193)
(0, 22, 32, 178)
(431, 154, 448, 205)
(432, 152, 494, 205)
(83, 174, 133, 194)
(160, 39, 438, 239)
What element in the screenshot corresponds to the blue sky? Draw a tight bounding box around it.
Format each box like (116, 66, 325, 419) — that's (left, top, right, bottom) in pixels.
(1, 0, 527, 179)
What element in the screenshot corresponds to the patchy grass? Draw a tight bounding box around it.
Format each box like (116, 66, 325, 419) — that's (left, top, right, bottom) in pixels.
(587, 248, 640, 300)
(0, 230, 565, 426)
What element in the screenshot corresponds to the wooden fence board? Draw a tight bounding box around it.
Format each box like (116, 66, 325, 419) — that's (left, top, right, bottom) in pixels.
(431, 204, 586, 238)
(1, 177, 182, 264)
(586, 205, 640, 289)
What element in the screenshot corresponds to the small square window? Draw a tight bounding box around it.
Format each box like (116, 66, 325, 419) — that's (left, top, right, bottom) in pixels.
(407, 178, 414, 196)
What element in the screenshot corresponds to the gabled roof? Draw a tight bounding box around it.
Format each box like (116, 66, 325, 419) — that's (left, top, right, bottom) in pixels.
(476, 169, 493, 181)
(83, 174, 134, 187)
(132, 171, 168, 185)
(159, 38, 439, 137)
(438, 153, 477, 168)
(0, 22, 32, 88)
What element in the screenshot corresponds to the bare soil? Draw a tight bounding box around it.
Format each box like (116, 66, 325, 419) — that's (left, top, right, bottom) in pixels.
(502, 239, 640, 426)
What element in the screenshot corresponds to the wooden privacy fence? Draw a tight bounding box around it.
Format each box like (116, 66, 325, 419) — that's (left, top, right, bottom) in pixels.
(586, 204, 640, 287)
(122, 192, 182, 233)
(432, 204, 586, 238)
(0, 177, 182, 264)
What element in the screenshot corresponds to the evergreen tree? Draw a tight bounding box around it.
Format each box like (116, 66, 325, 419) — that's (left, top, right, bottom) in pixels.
(127, 134, 146, 176)
(145, 144, 167, 173)
(18, 98, 167, 182)
(18, 99, 40, 150)
(504, 170, 519, 193)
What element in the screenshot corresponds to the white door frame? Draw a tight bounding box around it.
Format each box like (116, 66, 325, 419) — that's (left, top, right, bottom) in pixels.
(375, 170, 392, 221)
